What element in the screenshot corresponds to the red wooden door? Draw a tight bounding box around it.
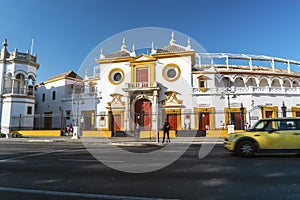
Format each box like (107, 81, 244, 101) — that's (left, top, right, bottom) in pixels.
(135, 99, 152, 130)
(113, 115, 121, 131)
(167, 114, 177, 130)
(266, 111, 273, 118)
(233, 113, 242, 130)
(201, 113, 210, 130)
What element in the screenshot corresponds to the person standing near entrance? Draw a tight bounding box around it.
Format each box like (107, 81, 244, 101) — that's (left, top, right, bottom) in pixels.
(162, 120, 171, 143)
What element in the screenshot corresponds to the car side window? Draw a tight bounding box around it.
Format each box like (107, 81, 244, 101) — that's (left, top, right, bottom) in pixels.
(279, 120, 296, 130)
(279, 122, 288, 130)
(295, 120, 300, 130)
(263, 121, 276, 131)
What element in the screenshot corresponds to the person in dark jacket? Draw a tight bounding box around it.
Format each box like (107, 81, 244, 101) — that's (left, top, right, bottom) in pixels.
(162, 120, 171, 143)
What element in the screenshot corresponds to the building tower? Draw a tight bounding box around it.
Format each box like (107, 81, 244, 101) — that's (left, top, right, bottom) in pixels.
(0, 39, 39, 135)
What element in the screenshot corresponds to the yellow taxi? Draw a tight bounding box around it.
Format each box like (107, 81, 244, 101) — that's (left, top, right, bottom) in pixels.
(224, 117, 300, 157)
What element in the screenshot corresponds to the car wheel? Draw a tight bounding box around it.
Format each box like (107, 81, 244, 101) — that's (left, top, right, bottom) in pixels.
(236, 140, 255, 157)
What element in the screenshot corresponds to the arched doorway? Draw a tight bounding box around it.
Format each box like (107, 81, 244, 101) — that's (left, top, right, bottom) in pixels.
(135, 99, 152, 131)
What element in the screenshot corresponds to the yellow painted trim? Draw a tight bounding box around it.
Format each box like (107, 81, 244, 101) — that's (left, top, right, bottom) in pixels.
(206, 130, 245, 138)
(88, 81, 97, 85)
(261, 106, 278, 118)
(130, 61, 156, 83)
(162, 63, 181, 82)
(82, 130, 112, 137)
(194, 107, 215, 130)
(139, 130, 176, 138)
(130, 54, 157, 63)
(165, 108, 182, 130)
(96, 57, 132, 64)
(108, 68, 125, 85)
(291, 106, 300, 117)
(197, 75, 208, 91)
(224, 107, 247, 127)
(152, 51, 195, 59)
(15, 130, 61, 137)
(107, 108, 125, 131)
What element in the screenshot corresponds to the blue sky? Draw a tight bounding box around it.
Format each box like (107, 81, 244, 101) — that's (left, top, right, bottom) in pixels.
(1, 0, 300, 82)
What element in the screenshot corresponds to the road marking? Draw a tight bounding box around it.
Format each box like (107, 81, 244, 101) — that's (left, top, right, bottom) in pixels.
(28, 139, 53, 142)
(60, 158, 125, 163)
(0, 186, 179, 200)
(0, 149, 68, 163)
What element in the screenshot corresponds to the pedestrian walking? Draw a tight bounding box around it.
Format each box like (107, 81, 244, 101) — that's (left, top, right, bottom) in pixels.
(66, 124, 71, 136)
(162, 120, 171, 143)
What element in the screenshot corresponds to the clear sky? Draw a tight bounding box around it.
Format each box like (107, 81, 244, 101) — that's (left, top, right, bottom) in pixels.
(1, 0, 300, 82)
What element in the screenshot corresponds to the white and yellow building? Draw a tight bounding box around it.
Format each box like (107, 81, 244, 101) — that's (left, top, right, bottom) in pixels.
(34, 33, 300, 137)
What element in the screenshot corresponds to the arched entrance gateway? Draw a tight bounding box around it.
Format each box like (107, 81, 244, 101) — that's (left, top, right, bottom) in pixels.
(134, 99, 152, 131)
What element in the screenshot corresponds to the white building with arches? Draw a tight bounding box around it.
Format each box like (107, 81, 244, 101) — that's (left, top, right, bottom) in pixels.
(33, 33, 300, 137)
(81, 33, 300, 137)
(0, 39, 39, 135)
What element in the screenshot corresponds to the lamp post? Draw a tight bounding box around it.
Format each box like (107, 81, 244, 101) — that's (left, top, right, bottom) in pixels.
(240, 103, 245, 130)
(72, 94, 84, 139)
(281, 101, 287, 117)
(109, 107, 114, 137)
(220, 86, 236, 134)
(59, 106, 64, 135)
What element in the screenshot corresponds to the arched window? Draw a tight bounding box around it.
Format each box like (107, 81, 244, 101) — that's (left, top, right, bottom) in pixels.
(271, 79, 281, 87)
(245, 77, 257, 87)
(259, 78, 269, 87)
(233, 77, 245, 87)
(282, 79, 291, 88)
(292, 80, 300, 87)
(4, 73, 12, 93)
(222, 77, 233, 88)
(27, 75, 35, 96)
(15, 73, 25, 94)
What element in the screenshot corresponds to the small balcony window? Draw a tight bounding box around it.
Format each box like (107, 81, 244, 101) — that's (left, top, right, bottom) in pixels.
(197, 75, 208, 92)
(27, 106, 33, 115)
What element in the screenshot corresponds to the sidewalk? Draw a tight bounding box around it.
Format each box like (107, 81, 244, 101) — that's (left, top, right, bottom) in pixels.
(0, 136, 224, 145)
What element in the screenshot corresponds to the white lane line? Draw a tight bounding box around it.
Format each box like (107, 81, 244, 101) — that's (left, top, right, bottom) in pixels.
(59, 158, 99, 162)
(0, 186, 179, 200)
(0, 149, 68, 163)
(28, 139, 53, 142)
(60, 158, 125, 163)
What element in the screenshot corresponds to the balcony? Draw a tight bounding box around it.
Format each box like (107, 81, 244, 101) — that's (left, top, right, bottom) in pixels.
(193, 86, 300, 96)
(3, 87, 34, 96)
(123, 82, 160, 92)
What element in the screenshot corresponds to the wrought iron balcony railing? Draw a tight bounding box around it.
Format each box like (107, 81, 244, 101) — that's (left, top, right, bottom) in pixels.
(3, 87, 34, 96)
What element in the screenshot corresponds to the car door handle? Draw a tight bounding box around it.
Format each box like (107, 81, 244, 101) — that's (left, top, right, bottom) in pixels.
(293, 133, 300, 135)
(254, 134, 261, 137)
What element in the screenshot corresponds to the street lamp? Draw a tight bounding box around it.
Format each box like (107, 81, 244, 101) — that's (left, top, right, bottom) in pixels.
(59, 106, 64, 135)
(220, 86, 236, 132)
(72, 94, 85, 139)
(281, 101, 287, 117)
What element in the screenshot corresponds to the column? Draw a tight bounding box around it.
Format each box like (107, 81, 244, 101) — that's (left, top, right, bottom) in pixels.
(24, 80, 28, 95)
(271, 58, 275, 72)
(226, 56, 229, 70)
(152, 90, 158, 128)
(124, 91, 130, 131)
(153, 90, 159, 142)
(11, 78, 15, 94)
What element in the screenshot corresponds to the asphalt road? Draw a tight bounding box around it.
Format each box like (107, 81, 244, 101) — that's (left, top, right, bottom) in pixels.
(0, 140, 300, 200)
